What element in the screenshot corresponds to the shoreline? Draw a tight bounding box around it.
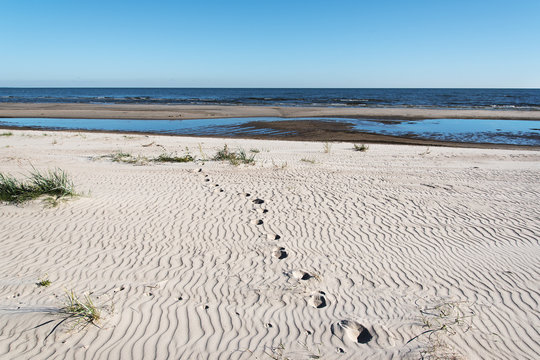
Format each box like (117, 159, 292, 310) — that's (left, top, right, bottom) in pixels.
(1, 102, 540, 120)
(1, 103, 539, 150)
(0, 122, 538, 151)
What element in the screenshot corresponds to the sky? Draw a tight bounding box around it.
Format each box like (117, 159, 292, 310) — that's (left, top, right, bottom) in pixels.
(1, 0, 539, 88)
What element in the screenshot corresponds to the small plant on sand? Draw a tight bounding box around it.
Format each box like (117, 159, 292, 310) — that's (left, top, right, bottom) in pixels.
(152, 153, 194, 163)
(198, 143, 208, 161)
(408, 300, 473, 359)
(271, 159, 288, 170)
(36, 275, 51, 287)
(1, 131, 13, 136)
(109, 152, 133, 162)
(250, 148, 260, 153)
(419, 147, 432, 156)
(60, 290, 101, 327)
(300, 158, 316, 164)
(259, 342, 322, 360)
(104, 151, 149, 165)
(37, 290, 107, 340)
(265, 343, 289, 360)
(0, 168, 77, 204)
(213, 144, 255, 165)
(353, 144, 369, 152)
(323, 141, 332, 153)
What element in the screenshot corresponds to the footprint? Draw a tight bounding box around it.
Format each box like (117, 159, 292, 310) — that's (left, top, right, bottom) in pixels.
(291, 270, 311, 280)
(255, 208, 269, 214)
(252, 198, 264, 204)
(245, 193, 251, 197)
(267, 234, 281, 241)
(332, 320, 372, 344)
(272, 247, 288, 259)
(308, 291, 327, 308)
(205, 179, 210, 182)
(253, 219, 263, 225)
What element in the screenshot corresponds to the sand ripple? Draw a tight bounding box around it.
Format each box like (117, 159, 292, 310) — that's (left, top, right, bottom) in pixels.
(0, 132, 539, 359)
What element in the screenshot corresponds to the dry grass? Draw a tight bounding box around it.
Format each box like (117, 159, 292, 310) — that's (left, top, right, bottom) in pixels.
(408, 300, 473, 359)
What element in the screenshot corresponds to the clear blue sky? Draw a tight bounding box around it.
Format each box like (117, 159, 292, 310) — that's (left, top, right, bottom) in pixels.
(1, 0, 539, 87)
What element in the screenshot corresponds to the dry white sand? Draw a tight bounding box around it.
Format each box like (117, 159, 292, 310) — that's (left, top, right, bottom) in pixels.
(0, 130, 539, 359)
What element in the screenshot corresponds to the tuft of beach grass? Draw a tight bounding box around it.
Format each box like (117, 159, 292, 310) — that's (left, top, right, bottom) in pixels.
(36, 275, 51, 287)
(59, 290, 101, 328)
(353, 144, 369, 152)
(153, 153, 194, 163)
(0, 168, 77, 204)
(213, 145, 255, 165)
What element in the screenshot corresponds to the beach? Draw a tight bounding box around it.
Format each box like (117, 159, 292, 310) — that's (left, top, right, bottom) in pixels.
(0, 130, 538, 359)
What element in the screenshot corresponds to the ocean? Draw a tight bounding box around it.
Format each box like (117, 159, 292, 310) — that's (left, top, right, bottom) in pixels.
(1, 88, 539, 110)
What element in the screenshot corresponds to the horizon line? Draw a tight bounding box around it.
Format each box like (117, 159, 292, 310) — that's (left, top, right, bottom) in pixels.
(1, 86, 539, 90)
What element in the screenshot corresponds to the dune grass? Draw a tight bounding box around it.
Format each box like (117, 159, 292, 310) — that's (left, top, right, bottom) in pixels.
(353, 144, 369, 152)
(36, 275, 51, 287)
(103, 151, 195, 164)
(214, 144, 255, 165)
(101, 152, 149, 165)
(153, 153, 194, 163)
(0, 168, 77, 204)
(61, 290, 101, 327)
(37, 290, 102, 341)
(0, 131, 13, 136)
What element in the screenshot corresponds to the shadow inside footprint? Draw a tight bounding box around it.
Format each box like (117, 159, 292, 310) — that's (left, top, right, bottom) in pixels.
(308, 291, 327, 308)
(357, 328, 373, 343)
(332, 320, 373, 344)
(291, 270, 312, 280)
(252, 198, 264, 204)
(272, 247, 288, 259)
